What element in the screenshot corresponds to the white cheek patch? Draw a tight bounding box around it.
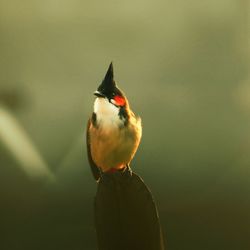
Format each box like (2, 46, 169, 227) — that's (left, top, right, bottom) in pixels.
(94, 98, 123, 127)
(94, 98, 117, 114)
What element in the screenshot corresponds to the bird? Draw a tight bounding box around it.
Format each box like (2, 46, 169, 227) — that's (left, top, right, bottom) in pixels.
(86, 63, 165, 250)
(86, 62, 142, 181)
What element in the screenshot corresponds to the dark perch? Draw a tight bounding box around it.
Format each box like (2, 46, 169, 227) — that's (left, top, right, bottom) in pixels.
(94, 167, 165, 250)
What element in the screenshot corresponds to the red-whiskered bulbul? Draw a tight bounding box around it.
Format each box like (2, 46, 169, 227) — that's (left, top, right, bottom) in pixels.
(86, 63, 165, 250)
(86, 62, 142, 181)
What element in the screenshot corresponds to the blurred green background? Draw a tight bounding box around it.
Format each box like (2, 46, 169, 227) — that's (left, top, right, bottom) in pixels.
(0, 0, 249, 249)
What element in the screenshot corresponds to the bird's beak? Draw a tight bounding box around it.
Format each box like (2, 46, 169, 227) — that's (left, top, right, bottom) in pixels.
(94, 91, 105, 98)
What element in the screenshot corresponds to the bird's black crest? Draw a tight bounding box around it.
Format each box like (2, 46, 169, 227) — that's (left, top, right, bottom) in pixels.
(97, 62, 117, 94)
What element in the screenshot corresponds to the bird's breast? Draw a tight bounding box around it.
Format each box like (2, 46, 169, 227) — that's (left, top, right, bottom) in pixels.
(89, 115, 141, 172)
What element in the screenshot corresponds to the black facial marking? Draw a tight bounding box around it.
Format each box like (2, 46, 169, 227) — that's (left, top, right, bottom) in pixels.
(118, 106, 129, 126)
(98, 86, 124, 102)
(91, 112, 97, 127)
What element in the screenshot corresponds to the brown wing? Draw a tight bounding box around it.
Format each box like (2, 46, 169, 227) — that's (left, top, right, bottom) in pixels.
(86, 118, 101, 181)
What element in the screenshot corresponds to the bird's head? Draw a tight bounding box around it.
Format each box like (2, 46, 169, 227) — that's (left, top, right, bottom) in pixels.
(94, 62, 126, 108)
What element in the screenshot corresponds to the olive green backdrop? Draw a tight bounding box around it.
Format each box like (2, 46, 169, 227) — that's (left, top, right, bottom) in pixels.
(0, 1, 249, 249)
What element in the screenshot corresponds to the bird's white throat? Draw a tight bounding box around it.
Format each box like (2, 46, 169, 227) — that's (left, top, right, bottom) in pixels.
(94, 98, 122, 127)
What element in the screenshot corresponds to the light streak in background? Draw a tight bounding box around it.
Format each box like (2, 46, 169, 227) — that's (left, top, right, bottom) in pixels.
(0, 106, 55, 181)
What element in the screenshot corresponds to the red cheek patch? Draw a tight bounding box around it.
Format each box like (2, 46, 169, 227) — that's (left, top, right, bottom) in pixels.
(114, 95, 125, 106)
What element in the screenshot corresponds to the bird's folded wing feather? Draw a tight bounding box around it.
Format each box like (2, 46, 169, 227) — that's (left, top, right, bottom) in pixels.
(86, 118, 101, 181)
